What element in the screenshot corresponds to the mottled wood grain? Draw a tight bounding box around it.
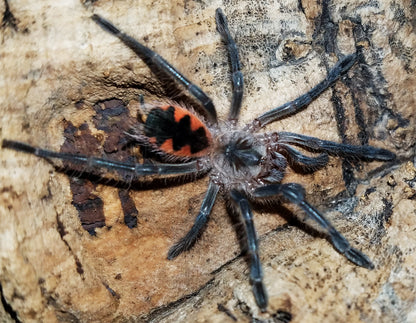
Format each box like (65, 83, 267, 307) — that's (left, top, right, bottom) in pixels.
(0, 0, 414, 322)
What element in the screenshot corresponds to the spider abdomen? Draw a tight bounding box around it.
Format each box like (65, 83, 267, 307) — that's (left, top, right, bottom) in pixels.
(144, 105, 212, 158)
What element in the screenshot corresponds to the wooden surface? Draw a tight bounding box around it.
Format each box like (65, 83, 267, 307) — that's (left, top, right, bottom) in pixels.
(0, 0, 415, 322)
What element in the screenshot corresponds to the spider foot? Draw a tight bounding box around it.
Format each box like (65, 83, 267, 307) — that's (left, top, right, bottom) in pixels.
(91, 14, 121, 35)
(252, 280, 268, 312)
(343, 246, 375, 269)
(167, 238, 192, 260)
(329, 228, 375, 269)
(2, 139, 37, 154)
(167, 182, 219, 260)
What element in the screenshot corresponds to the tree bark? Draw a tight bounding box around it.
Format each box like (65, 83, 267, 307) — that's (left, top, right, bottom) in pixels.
(0, 0, 415, 322)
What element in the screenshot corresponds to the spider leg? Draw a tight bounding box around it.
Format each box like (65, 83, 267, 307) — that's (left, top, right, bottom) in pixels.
(167, 181, 219, 259)
(2, 140, 202, 177)
(251, 54, 357, 129)
(278, 132, 396, 160)
(278, 143, 329, 172)
(139, 93, 145, 108)
(215, 8, 244, 122)
(230, 190, 268, 312)
(253, 183, 375, 269)
(91, 14, 217, 124)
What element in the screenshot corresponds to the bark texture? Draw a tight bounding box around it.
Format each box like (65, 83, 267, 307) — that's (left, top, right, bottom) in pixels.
(0, 0, 415, 322)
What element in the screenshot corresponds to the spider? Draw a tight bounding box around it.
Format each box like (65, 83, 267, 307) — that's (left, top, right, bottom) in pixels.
(2, 8, 395, 311)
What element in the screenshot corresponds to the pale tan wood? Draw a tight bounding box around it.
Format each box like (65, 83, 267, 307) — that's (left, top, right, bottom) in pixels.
(0, 0, 415, 322)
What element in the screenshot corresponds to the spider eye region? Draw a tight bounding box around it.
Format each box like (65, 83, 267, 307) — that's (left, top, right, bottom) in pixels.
(144, 105, 212, 157)
(224, 140, 262, 169)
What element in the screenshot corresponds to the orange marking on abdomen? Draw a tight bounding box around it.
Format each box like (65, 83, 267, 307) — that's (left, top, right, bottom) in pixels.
(151, 105, 212, 158)
(159, 139, 210, 157)
(159, 105, 210, 133)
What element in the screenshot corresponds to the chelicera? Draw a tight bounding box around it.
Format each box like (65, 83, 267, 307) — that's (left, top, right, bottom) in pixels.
(2, 8, 395, 311)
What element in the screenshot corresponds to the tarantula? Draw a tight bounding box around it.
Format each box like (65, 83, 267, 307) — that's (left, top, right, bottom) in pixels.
(2, 8, 395, 311)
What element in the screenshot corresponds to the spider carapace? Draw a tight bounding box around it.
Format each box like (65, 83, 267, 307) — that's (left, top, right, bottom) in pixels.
(2, 8, 395, 311)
